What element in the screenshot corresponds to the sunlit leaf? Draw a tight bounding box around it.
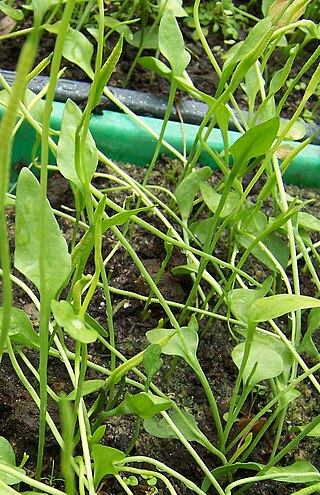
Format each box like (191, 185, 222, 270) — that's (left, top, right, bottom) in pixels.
(250, 295, 320, 323)
(92, 445, 126, 483)
(0, 4, 23, 21)
(200, 183, 239, 217)
(159, 0, 187, 16)
(129, 27, 159, 49)
(158, 9, 190, 75)
(57, 99, 98, 191)
(229, 277, 272, 323)
(51, 300, 98, 344)
(92, 35, 123, 108)
(298, 212, 320, 232)
(111, 392, 171, 419)
(63, 28, 94, 79)
(264, 461, 320, 482)
(269, 0, 307, 27)
(230, 117, 279, 169)
(67, 380, 105, 400)
(232, 336, 283, 388)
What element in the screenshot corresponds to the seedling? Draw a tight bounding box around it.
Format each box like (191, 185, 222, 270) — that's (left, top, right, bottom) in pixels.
(0, 1, 319, 494)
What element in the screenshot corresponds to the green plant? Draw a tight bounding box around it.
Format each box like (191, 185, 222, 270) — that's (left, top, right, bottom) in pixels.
(0, 0, 320, 494)
(184, 1, 253, 43)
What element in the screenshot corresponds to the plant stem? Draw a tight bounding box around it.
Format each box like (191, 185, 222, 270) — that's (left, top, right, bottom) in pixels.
(36, 0, 77, 479)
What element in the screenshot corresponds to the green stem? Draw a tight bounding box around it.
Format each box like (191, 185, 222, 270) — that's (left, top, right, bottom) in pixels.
(36, 0, 77, 480)
(0, 27, 39, 359)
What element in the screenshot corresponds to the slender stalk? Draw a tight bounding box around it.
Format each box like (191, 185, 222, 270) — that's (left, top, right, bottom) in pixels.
(36, 0, 77, 479)
(0, 27, 39, 359)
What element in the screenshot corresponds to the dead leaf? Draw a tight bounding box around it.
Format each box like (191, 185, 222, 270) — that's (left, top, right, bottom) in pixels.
(0, 15, 16, 36)
(269, 0, 307, 28)
(276, 144, 295, 160)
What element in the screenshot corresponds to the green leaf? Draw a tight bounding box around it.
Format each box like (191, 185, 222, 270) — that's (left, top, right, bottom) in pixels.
(269, 0, 307, 28)
(144, 409, 208, 447)
(202, 462, 261, 492)
(22, 89, 45, 121)
(230, 117, 280, 170)
(0, 4, 23, 20)
(147, 328, 176, 345)
(299, 307, 320, 360)
(279, 120, 306, 141)
(171, 263, 199, 276)
(63, 28, 94, 79)
(67, 380, 105, 400)
(0, 437, 24, 485)
(232, 335, 283, 388)
(298, 212, 320, 232)
(138, 56, 172, 79)
(89, 425, 106, 449)
(159, 0, 187, 16)
(293, 424, 320, 438)
(264, 461, 319, 483)
(14, 169, 71, 300)
(31, 0, 58, 24)
(229, 277, 272, 323)
(101, 207, 153, 232)
(160, 327, 199, 372)
(242, 64, 261, 103)
(51, 300, 98, 344)
(92, 35, 123, 108)
(158, 9, 190, 75)
(19, 492, 48, 495)
(57, 99, 98, 190)
(218, 18, 273, 91)
(129, 27, 159, 49)
(238, 232, 289, 272)
(200, 183, 239, 217)
(100, 16, 133, 43)
(262, 0, 274, 16)
(190, 218, 215, 245)
(143, 344, 163, 382)
(0, 307, 39, 349)
(175, 166, 212, 223)
(250, 295, 320, 323)
(92, 445, 126, 483)
(112, 392, 171, 419)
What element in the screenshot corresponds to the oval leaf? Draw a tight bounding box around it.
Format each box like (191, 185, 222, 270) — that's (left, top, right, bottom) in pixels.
(51, 300, 98, 344)
(14, 169, 71, 300)
(57, 99, 98, 191)
(158, 9, 190, 75)
(63, 28, 94, 78)
(67, 380, 105, 400)
(0, 307, 39, 349)
(251, 295, 320, 323)
(232, 338, 283, 387)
